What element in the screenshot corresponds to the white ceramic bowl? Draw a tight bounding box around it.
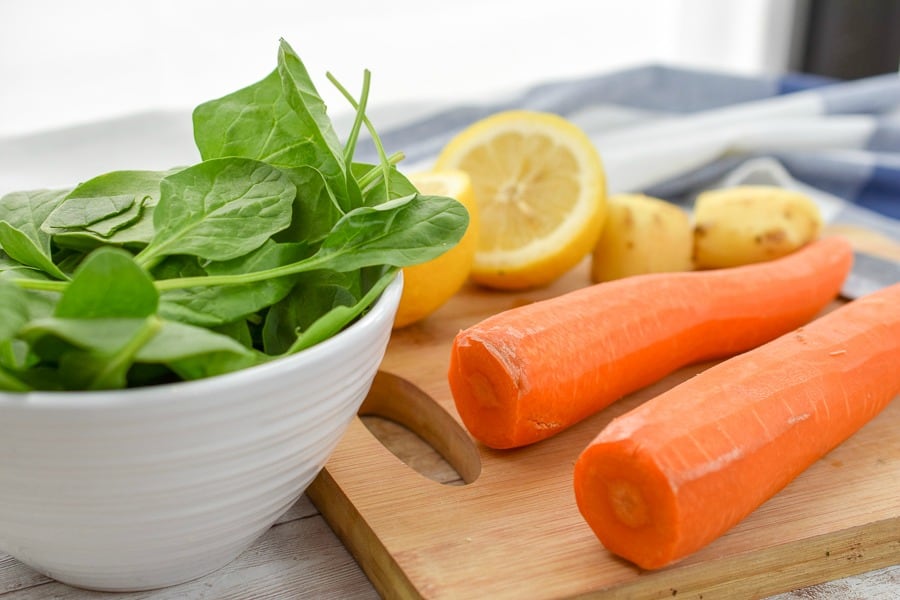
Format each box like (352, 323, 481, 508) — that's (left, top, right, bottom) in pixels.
(0, 274, 402, 592)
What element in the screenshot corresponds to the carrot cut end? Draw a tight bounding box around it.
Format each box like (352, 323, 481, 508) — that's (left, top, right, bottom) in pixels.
(607, 479, 651, 529)
(449, 332, 523, 449)
(574, 440, 681, 570)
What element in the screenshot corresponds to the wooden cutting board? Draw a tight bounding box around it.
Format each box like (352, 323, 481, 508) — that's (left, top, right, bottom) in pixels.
(307, 226, 900, 599)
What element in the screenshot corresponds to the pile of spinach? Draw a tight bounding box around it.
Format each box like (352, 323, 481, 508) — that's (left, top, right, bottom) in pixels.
(0, 40, 468, 392)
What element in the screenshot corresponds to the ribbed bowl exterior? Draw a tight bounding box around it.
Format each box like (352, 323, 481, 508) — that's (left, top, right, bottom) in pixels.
(0, 275, 402, 591)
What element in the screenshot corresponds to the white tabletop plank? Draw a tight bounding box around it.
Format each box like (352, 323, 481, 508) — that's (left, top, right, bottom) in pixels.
(0, 499, 377, 600)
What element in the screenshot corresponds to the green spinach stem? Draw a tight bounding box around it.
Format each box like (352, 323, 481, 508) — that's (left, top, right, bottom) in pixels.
(88, 315, 162, 390)
(12, 236, 395, 295)
(154, 253, 333, 291)
(133, 243, 170, 271)
(357, 151, 405, 190)
(284, 266, 396, 355)
(327, 72, 394, 200)
(10, 278, 67, 293)
(12, 253, 330, 293)
(341, 70, 371, 165)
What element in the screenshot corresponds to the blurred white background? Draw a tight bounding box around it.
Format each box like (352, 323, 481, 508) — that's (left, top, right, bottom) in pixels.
(0, 0, 802, 138)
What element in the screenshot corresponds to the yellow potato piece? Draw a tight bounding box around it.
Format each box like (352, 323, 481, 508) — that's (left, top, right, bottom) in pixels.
(693, 186, 822, 269)
(591, 194, 693, 282)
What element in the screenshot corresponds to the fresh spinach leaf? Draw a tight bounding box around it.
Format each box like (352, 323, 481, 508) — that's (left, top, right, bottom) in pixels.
(137, 319, 259, 363)
(58, 169, 172, 216)
(286, 267, 397, 353)
(45, 169, 178, 250)
(135, 157, 296, 266)
(46, 195, 146, 243)
(0, 279, 29, 371)
(44, 193, 135, 230)
(158, 240, 310, 326)
(55, 247, 158, 318)
(53, 249, 86, 275)
(0, 222, 69, 281)
(261, 269, 360, 354)
(0, 279, 29, 340)
(166, 350, 266, 382)
(12, 365, 65, 391)
(192, 68, 284, 162)
(20, 315, 158, 390)
(274, 166, 343, 245)
(1, 271, 58, 324)
(202, 239, 309, 277)
(0, 367, 30, 392)
(152, 192, 467, 291)
(19, 315, 259, 389)
(151, 253, 207, 279)
(0, 188, 69, 242)
(213, 319, 254, 348)
(277, 39, 361, 210)
(0, 250, 33, 274)
(148, 321, 267, 380)
(21, 317, 153, 355)
(58, 350, 130, 390)
(126, 363, 180, 388)
(352, 162, 418, 206)
(23, 315, 254, 367)
(193, 40, 358, 212)
(313, 193, 469, 271)
(85, 196, 145, 237)
(0, 188, 70, 279)
(56, 316, 162, 390)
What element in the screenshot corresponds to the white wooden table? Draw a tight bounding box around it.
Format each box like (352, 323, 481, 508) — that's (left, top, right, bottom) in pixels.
(2, 493, 898, 599)
(0, 495, 375, 600)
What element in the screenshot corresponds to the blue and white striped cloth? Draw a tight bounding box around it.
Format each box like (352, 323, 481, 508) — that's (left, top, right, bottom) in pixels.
(355, 65, 900, 240)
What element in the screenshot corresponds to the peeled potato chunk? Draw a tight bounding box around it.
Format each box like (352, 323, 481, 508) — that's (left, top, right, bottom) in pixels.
(693, 186, 822, 269)
(591, 194, 693, 283)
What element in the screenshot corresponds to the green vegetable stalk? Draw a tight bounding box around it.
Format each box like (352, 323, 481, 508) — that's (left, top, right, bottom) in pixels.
(0, 39, 468, 392)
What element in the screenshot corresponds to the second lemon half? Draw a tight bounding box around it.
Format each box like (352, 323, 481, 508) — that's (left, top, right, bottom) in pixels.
(434, 110, 607, 290)
(393, 170, 478, 328)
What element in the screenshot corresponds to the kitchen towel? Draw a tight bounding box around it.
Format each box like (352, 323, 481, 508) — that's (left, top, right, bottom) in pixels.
(353, 65, 900, 239)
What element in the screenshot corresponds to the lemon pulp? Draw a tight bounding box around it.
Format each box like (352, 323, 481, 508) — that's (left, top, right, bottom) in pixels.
(435, 110, 606, 289)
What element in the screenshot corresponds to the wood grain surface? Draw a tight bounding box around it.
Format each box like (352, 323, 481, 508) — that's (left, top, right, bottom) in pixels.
(307, 227, 900, 600)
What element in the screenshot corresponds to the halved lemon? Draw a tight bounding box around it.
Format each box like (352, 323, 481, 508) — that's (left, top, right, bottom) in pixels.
(434, 110, 606, 290)
(393, 170, 479, 329)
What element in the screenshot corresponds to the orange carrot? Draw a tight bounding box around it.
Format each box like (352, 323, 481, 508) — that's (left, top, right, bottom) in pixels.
(448, 236, 853, 449)
(573, 281, 900, 570)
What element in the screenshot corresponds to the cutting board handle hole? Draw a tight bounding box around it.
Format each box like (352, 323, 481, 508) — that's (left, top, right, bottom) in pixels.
(359, 371, 481, 485)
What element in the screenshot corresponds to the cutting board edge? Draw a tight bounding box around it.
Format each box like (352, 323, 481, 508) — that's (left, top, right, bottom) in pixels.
(586, 516, 900, 600)
(312, 451, 900, 600)
(308, 464, 422, 600)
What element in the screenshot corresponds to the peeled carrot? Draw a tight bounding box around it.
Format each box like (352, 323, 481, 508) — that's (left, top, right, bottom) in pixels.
(573, 281, 900, 569)
(448, 236, 853, 449)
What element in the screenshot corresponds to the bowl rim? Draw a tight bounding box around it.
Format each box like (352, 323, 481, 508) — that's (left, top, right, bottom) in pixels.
(0, 272, 402, 407)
